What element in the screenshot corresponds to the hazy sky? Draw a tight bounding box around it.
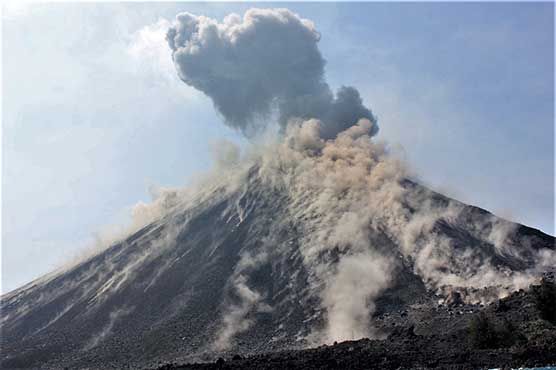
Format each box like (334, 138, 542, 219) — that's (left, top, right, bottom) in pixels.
(2, 2, 554, 293)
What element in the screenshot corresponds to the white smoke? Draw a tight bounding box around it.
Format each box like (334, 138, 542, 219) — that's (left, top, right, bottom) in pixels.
(84, 306, 133, 350)
(213, 251, 273, 351)
(321, 252, 391, 342)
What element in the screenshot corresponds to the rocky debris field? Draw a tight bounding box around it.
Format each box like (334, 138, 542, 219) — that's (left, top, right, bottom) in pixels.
(152, 276, 556, 370)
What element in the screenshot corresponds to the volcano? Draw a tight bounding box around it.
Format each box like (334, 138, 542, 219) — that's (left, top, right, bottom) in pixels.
(3, 7, 555, 370)
(1, 120, 554, 369)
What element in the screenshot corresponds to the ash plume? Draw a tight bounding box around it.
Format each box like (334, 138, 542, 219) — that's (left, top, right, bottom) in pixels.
(166, 8, 377, 138)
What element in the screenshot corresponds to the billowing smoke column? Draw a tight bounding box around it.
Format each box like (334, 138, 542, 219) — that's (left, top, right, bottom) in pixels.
(166, 8, 377, 139)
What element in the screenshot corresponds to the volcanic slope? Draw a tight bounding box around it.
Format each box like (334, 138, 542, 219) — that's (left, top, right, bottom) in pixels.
(2, 149, 554, 369)
(2, 176, 554, 368)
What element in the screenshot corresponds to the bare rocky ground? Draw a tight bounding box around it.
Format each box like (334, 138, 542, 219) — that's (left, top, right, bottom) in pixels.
(153, 276, 556, 370)
(2, 175, 554, 370)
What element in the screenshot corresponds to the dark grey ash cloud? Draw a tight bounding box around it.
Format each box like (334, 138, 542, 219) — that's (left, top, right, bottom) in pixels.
(166, 8, 378, 139)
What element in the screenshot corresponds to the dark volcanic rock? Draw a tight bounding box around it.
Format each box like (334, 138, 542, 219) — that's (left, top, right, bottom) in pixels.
(152, 279, 556, 370)
(1, 171, 554, 370)
(446, 291, 464, 307)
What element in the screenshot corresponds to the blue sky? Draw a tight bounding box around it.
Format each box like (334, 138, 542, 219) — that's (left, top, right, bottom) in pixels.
(2, 2, 554, 293)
